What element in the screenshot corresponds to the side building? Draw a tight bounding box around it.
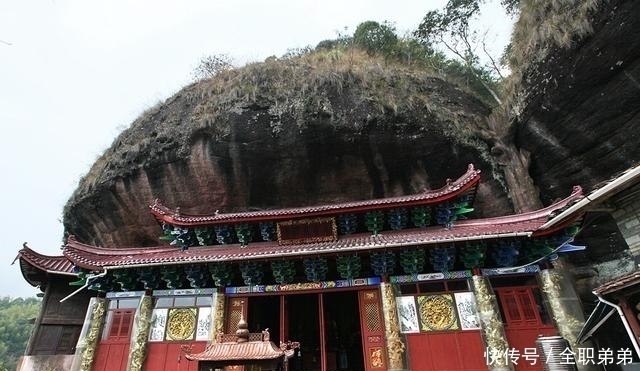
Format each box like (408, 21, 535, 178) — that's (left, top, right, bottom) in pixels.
(16, 164, 608, 371)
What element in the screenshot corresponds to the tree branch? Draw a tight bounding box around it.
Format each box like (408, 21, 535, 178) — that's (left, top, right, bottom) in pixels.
(482, 37, 505, 80)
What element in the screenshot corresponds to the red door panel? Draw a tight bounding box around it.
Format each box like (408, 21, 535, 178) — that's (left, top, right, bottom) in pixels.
(94, 309, 135, 371)
(93, 343, 129, 371)
(144, 343, 168, 371)
(145, 342, 207, 371)
(458, 331, 487, 371)
(495, 287, 556, 371)
(407, 335, 433, 370)
(429, 332, 464, 370)
(407, 331, 486, 371)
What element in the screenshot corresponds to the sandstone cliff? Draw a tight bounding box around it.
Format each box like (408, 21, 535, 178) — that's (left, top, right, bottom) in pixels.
(63, 51, 511, 247)
(508, 0, 640, 204)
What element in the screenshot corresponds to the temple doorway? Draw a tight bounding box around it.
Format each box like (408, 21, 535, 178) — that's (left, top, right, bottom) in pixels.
(288, 293, 321, 371)
(244, 290, 365, 371)
(322, 291, 365, 371)
(247, 295, 281, 344)
(286, 291, 365, 371)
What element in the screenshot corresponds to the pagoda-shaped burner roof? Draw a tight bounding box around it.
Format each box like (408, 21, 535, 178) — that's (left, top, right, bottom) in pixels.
(185, 339, 284, 362)
(150, 164, 481, 227)
(185, 315, 298, 366)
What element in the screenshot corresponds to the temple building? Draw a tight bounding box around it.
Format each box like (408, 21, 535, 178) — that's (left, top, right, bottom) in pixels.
(16, 164, 611, 371)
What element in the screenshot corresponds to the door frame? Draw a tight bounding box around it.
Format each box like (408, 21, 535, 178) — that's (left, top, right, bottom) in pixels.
(227, 286, 382, 371)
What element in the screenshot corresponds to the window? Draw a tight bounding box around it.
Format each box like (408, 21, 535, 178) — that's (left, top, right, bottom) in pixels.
(32, 325, 82, 355)
(495, 287, 548, 328)
(102, 297, 140, 342)
(105, 310, 135, 341)
(174, 296, 196, 307)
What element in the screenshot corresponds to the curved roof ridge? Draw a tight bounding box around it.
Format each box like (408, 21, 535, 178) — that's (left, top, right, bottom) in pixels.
(456, 185, 584, 228)
(63, 235, 180, 270)
(45, 183, 583, 272)
(18, 243, 64, 261)
(60, 219, 565, 271)
(16, 243, 75, 282)
(64, 235, 177, 256)
(150, 164, 481, 226)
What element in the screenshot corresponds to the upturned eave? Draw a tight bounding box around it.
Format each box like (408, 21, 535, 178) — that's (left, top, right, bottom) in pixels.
(150, 164, 481, 228)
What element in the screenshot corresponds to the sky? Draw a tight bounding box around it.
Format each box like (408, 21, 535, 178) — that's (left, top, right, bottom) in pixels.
(0, 1, 513, 298)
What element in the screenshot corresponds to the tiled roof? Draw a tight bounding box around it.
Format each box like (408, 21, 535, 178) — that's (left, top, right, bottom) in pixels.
(150, 164, 482, 227)
(593, 270, 640, 295)
(61, 186, 583, 270)
(17, 244, 76, 275)
(185, 341, 284, 362)
(15, 244, 77, 287)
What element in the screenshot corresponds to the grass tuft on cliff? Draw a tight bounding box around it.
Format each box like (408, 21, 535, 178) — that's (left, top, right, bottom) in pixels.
(502, 0, 601, 116)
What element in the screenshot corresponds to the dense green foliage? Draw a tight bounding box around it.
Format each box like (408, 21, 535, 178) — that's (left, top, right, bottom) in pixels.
(0, 297, 41, 371)
(352, 21, 398, 57)
(193, 1, 522, 107)
(315, 19, 502, 106)
(302, 1, 515, 106)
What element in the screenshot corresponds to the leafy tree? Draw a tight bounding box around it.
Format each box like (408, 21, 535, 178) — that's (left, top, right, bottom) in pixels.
(0, 297, 41, 371)
(315, 39, 341, 51)
(414, 0, 507, 105)
(352, 21, 399, 58)
(393, 37, 448, 70)
(316, 26, 353, 51)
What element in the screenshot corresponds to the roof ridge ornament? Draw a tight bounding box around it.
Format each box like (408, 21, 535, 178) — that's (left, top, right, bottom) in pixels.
(446, 178, 453, 190)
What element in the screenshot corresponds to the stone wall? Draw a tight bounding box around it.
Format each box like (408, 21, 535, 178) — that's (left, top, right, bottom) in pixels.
(16, 355, 74, 371)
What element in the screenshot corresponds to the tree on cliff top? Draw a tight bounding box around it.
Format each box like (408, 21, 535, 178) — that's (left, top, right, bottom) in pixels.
(414, 0, 510, 105)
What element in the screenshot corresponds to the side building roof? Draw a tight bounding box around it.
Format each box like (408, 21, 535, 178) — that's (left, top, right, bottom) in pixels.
(593, 270, 640, 296)
(14, 243, 77, 287)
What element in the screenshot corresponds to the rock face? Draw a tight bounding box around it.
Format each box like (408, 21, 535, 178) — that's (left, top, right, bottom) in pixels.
(513, 0, 640, 205)
(508, 0, 640, 300)
(63, 53, 511, 247)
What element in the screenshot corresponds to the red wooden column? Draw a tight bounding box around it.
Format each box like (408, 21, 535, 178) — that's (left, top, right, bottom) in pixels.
(280, 295, 287, 343)
(319, 293, 327, 371)
(359, 289, 388, 371)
